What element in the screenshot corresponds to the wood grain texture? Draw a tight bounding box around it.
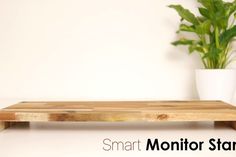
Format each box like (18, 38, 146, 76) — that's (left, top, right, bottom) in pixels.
(0, 101, 236, 124)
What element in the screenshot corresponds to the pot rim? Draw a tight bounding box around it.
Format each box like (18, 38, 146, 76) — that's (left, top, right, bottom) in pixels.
(196, 68, 235, 71)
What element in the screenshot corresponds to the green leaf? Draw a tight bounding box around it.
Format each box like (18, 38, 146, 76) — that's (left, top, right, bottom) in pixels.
(195, 20, 211, 34)
(197, 16, 207, 23)
(197, 0, 214, 10)
(203, 45, 222, 69)
(214, 0, 225, 12)
(198, 0, 228, 30)
(171, 39, 194, 46)
(198, 7, 210, 19)
(216, 4, 228, 29)
(229, 0, 236, 15)
(168, 0, 236, 69)
(203, 45, 221, 60)
(169, 5, 199, 25)
(226, 2, 236, 16)
(220, 25, 236, 47)
(179, 24, 195, 32)
(188, 44, 204, 54)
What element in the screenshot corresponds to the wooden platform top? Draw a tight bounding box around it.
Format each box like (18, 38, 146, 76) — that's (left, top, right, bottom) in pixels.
(0, 101, 236, 122)
(2, 101, 236, 111)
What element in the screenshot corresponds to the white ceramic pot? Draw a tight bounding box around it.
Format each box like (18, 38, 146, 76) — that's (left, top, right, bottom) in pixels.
(195, 69, 236, 104)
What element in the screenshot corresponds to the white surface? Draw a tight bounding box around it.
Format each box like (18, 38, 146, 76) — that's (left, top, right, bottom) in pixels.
(196, 69, 236, 104)
(1, 122, 236, 157)
(0, 0, 203, 101)
(0, 99, 236, 157)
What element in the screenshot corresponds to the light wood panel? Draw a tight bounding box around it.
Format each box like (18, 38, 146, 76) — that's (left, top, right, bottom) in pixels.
(1, 101, 236, 130)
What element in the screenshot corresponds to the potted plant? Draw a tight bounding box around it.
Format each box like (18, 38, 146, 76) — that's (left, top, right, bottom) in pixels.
(169, 0, 236, 103)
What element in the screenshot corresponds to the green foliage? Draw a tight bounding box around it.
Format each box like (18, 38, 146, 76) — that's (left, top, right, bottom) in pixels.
(169, 0, 236, 69)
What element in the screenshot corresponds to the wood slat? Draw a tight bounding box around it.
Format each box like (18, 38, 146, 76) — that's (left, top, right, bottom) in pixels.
(1, 101, 236, 122)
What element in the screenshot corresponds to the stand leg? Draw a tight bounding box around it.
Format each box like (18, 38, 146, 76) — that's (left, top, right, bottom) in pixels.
(214, 121, 236, 130)
(0, 122, 30, 131)
(230, 121, 236, 130)
(0, 122, 10, 131)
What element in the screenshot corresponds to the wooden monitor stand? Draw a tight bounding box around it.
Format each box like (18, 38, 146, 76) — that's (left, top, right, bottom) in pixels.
(0, 101, 236, 131)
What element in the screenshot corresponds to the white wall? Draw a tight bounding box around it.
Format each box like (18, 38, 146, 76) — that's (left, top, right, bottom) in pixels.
(0, 0, 210, 101)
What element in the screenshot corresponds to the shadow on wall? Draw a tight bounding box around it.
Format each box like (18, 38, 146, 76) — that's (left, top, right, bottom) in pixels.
(165, 41, 201, 100)
(163, 0, 202, 100)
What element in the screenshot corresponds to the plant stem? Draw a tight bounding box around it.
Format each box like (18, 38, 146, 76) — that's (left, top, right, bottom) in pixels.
(200, 55, 207, 68)
(215, 26, 220, 49)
